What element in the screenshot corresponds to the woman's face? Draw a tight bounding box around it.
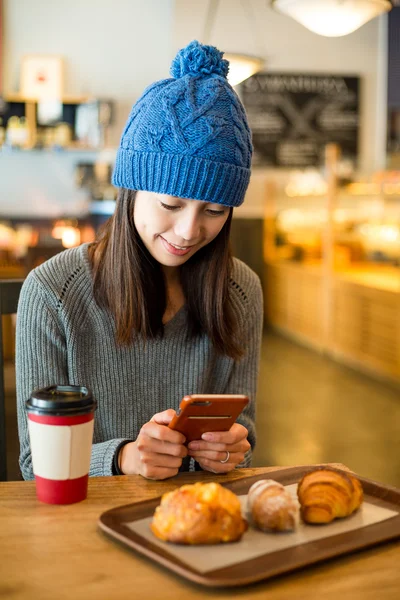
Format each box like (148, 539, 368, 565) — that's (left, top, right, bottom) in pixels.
(133, 191, 230, 269)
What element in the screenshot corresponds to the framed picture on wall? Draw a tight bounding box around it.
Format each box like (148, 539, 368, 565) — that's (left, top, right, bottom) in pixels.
(20, 55, 64, 100)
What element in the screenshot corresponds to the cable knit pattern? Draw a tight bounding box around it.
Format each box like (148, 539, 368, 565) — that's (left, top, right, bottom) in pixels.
(16, 244, 263, 480)
(112, 40, 253, 207)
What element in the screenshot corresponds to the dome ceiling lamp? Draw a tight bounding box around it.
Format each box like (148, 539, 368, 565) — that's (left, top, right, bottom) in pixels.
(223, 53, 265, 87)
(271, 0, 392, 37)
(202, 0, 265, 86)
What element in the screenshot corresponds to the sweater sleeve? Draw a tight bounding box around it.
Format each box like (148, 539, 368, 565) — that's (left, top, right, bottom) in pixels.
(15, 272, 129, 480)
(223, 271, 263, 468)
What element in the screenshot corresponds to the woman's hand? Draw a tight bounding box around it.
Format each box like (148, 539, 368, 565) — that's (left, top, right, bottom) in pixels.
(118, 409, 187, 479)
(187, 423, 250, 473)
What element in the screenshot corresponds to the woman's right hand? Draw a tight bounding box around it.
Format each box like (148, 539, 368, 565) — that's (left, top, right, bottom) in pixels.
(117, 409, 187, 479)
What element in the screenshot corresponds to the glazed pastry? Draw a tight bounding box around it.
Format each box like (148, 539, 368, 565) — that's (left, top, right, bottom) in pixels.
(151, 482, 248, 544)
(247, 479, 299, 532)
(297, 467, 364, 524)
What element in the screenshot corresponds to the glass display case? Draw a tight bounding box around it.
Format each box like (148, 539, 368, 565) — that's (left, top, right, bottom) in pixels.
(263, 145, 400, 382)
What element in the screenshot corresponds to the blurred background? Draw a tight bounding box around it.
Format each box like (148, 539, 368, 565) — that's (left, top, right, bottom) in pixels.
(1, 0, 399, 486)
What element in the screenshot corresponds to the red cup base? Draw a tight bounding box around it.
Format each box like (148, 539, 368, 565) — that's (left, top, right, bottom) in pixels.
(35, 474, 89, 504)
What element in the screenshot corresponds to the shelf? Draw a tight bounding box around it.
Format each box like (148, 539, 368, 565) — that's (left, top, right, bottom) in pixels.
(1, 95, 112, 151)
(335, 266, 400, 293)
(4, 94, 90, 104)
(267, 260, 400, 293)
(0, 146, 105, 154)
(266, 259, 323, 275)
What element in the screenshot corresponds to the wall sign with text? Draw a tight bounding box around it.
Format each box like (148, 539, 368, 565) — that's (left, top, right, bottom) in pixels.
(241, 73, 360, 168)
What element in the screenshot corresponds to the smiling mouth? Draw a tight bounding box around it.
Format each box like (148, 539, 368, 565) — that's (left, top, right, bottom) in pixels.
(161, 237, 193, 250)
(159, 236, 195, 256)
(168, 241, 192, 250)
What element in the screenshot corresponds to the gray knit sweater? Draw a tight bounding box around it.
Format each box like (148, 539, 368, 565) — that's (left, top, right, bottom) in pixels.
(16, 243, 263, 480)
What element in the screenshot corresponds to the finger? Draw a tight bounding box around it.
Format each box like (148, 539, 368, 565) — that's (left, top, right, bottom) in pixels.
(139, 451, 184, 470)
(201, 423, 248, 445)
(189, 449, 244, 464)
(141, 420, 186, 445)
(150, 409, 176, 425)
(139, 465, 180, 480)
(196, 457, 235, 474)
(137, 436, 188, 459)
(187, 440, 249, 454)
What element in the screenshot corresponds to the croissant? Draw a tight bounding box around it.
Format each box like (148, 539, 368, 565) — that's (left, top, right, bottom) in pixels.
(151, 482, 248, 544)
(248, 480, 299, 532)
(297, 467, 364, 524)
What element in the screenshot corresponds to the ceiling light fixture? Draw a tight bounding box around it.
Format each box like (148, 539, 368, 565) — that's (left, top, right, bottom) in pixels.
(224, 53, 265, 86)
(202, 0, 265, 86)
(271, 0, 392, 37)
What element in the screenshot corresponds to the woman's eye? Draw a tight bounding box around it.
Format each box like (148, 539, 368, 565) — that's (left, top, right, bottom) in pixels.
(160, 202, 179, 211)
(206, 209, 226, 216)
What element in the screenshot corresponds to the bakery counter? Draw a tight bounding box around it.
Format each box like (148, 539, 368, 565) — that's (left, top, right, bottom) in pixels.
(264, 260, 400, 383)
(264, 261, 324, 351)
(335, 265, 400, 293)
(331, 272, 400, 382)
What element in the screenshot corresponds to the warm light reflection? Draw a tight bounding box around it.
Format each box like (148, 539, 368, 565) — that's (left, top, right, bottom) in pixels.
(359, 223, 400, 243)
(345, 182, 381, 196)
(61, 227, 81, 248)
(285, 169, 328, 197)
(14, 225, 35, 258)
(383, 183, 400, 196)
(0, 223, 15, 249)
(51, 219, 81, 248)
(51, 222, 65, 239)
(277, 208, 327, 230)
(343, 182, 400, 196)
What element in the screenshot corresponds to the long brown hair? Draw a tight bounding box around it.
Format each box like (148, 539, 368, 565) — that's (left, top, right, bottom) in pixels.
(90, 188, 244, 360)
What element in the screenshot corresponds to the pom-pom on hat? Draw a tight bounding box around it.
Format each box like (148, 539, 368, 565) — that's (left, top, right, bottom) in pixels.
(112, 40, 253, 207)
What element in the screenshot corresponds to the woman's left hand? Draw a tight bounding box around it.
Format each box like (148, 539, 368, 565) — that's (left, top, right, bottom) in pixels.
(187, 423, 250, 473)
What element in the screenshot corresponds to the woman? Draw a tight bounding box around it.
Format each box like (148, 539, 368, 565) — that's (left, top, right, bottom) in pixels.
(16, 40, 263, 480)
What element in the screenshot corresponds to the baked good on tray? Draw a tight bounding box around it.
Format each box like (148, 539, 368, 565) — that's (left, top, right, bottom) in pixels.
(247, 479, 299, 532)
(297, 467, 364, 524)
(151, 482, 248, 544)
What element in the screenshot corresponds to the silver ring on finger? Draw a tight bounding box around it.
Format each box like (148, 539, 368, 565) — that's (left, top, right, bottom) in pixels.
(220, 450, 230, 464)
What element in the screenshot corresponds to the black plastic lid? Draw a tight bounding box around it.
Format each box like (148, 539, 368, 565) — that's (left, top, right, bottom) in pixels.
(26, 385, 96, 416)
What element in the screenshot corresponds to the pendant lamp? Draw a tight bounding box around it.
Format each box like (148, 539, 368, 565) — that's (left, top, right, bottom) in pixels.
(224, 53, 265, 86)
(271, 0, 392, 37)
(202, 0, 265, 86)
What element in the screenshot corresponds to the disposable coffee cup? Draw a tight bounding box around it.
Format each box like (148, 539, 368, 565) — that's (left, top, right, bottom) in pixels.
(26, 385, 97, 505)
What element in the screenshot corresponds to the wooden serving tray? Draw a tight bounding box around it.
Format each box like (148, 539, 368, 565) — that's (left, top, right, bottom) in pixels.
(98, 466, 400, 587)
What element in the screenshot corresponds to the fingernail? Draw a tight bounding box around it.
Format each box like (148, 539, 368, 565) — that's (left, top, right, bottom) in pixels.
(201, 433, 214, 441)
(188, 442, 199, 449)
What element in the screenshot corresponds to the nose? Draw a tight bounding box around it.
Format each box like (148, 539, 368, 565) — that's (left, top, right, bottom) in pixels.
(174, 210, 202, 242)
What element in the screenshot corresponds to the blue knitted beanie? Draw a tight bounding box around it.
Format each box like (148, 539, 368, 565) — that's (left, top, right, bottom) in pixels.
(112, 40, 253, 207)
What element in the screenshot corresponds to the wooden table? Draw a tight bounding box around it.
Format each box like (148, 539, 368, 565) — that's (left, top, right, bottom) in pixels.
(0, 465, 399, 599)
